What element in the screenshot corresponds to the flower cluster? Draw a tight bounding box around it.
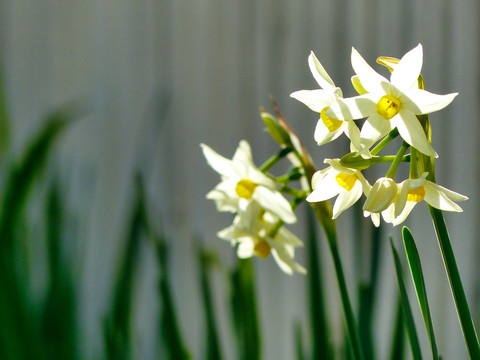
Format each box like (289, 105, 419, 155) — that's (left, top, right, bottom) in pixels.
(292, 44, 467, 226)
(201, 141, 306, 274)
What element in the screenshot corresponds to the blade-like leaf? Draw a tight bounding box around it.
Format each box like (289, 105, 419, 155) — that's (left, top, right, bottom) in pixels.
(305, 207, 331, 359)
(389, 298, 406, 360)
(42, 180, 78, 360)
(230, 258, 261, 360)
(103, 176, 147, 360)
(152, 225, 191, 360)
(198, 245, 223, 360)
(402, 226, 439, 359)
(294, 322, 305, 360)
(390, 238, 422, 360)
(0, 104, 78, 359)
(429, 207, 480, 358)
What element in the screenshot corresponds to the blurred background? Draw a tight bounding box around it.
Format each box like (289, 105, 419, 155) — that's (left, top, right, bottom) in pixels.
(0, 0, 479, 359)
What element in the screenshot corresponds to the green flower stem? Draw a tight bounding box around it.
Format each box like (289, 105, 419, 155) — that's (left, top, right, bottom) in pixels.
(429, 207, 480, 359)
(371, 155, 410, 165)
(370, 128, 400, 156)
(385, 141, 409, 179)
(259, 147, 292, 172)
(409, 148, 419, 179)
(311, 202, 365, 360)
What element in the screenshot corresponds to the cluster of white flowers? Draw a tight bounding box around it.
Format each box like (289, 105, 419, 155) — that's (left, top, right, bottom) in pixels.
(202, 44, 468, 274)
(201, 141, 306, 274)
(292, 44, 467, 226)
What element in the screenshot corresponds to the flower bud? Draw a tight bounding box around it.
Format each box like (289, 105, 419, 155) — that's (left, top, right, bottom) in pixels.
(363, 177, 398, 213)
(261, 111, 292, 146)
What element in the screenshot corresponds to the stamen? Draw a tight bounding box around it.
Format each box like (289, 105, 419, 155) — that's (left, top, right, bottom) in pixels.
(335, 172, 358, 191)
(376, 95, 401, 120)
(407, 186, 425, 202)
(321, 107, 343, 132)
(254, 239, 271, 259)
(236, 179, 258, 199)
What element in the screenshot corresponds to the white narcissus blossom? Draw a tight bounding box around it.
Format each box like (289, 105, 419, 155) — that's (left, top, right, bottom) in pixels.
(290, 51, 362, 150)
(218, 202, 306, 275)
(306, 159, 370, 219)
(387, 173, 468, 226)
(326, 44, 458, 157)
(363, 177, 399, 213)
(201, 141, 296, 224)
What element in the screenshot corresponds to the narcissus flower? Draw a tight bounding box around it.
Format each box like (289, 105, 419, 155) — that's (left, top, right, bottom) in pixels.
(363, 177, 399, 213)
(218, 202, 306, 275)
(326, 44, 458, 157)
(387, 173, 468, 225)
(201, 141, 296, 224)
(290, 51, 361, 150)
(306, 159, 370, 219)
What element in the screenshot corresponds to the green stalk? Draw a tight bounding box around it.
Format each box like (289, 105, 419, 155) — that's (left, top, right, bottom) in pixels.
(370, 128, 400, 156)
(385, 141, 409, 179)
(429, 207, 480, 359)
(311, 202, 364, 360)
(259, 147, 292, 172)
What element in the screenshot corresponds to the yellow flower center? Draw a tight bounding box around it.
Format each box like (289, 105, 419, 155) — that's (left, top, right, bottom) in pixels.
(335, 172, 358, 192)
(376, 95, 401, 120)
(320, 106, 343, 132)
(407, 186, 425, 202)
(235, 179, 258, 199)
(254, 239, 271, 259)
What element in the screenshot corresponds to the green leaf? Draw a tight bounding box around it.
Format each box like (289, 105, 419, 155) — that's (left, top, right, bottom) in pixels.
(0, 63, 10, 157)
(103, 176, 147, 360)
(390, 238, 422, 360)
(294, 322, 305, 360)
(311, 202, 364, 360)
(389, 298, 406, 360)
(0, 104, 77, 359)
(402, 227, 439, 359)
(154, 231, 191, 360)
(198, 245, 223, 360)
(230, 258, 261, 360)
(305, 207, 331, 359)
(429, 207, 480, 358)
(261, 110, 292, 146)
(42, 180, 78, 360)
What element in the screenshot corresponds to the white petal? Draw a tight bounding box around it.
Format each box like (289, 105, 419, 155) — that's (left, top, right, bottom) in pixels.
(275, 227, 304, 246)
(254, 186, 297, 224)
(427, 182, 468, 202)
(332, 182, 363, 218)
(271, 246, 306, 274)
(314, 120, 344, 145)
(391, 44, 423, 90)
(344, 120, 362, 151)
(351, 47, 389, 93)
(233, 140, 256, 171)
(364, 211, 380, 227)
(308, 51, 337, 93)
(237, 240, 255, 258)
(206, 187, 239, 212)
(403, 89, 458, 115)
(201, 143, 240, 178)
(290, 89, 335, 113)
(360, 113, 394, 146)
(307, 170, 340, 202)
(423, 182, 465, 212)
(324, 159, 356, 174)
(396, 111, 437, 157)
(326, 94, 377, 120)
(392, 201, 417, 226)
(217, 224, 236, 242)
